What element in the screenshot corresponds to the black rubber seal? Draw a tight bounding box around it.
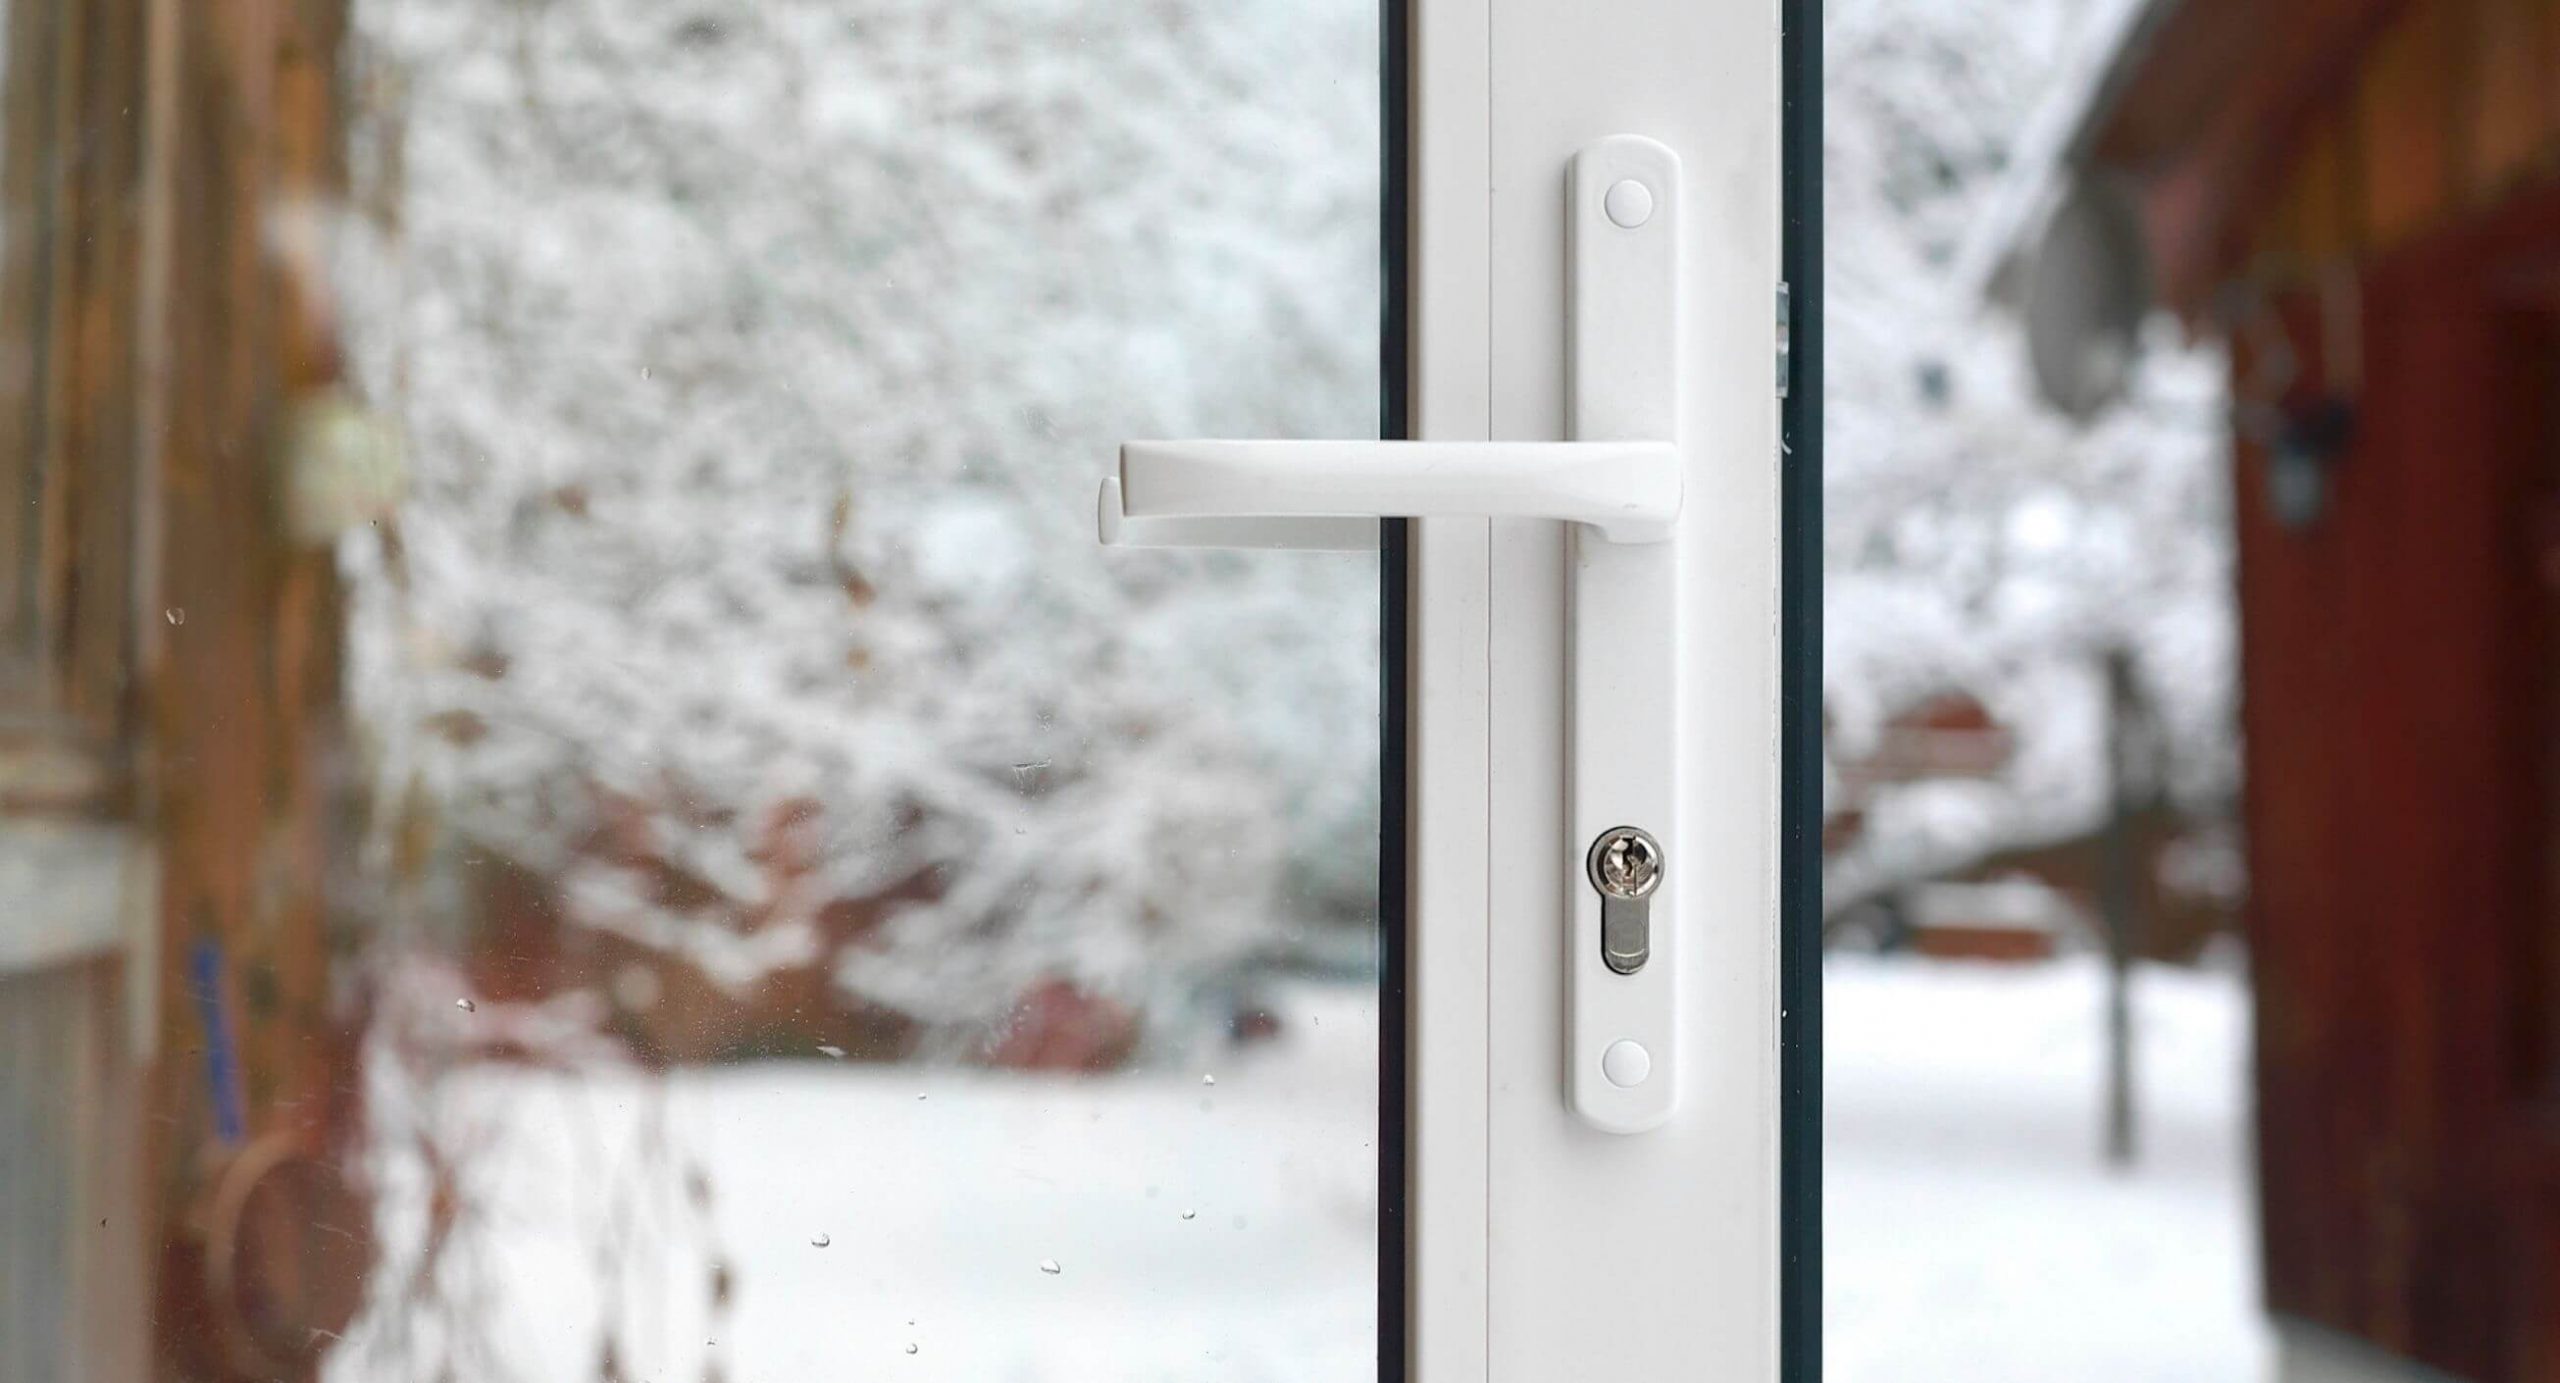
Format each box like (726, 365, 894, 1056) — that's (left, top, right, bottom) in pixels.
(1378, 0, 1413, 1374)
(1779, 0, 1825, 1375)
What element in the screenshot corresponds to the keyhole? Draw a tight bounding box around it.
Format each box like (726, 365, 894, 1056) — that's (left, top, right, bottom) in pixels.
(1589, 827, 1662, 900)
(1587, 826, 1663, 975)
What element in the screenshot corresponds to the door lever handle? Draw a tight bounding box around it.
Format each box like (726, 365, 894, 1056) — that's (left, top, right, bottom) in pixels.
(1098, 134, 1686, 1135)
(1097, 475, 1384, 551)
(1099, 439, 1681, 548)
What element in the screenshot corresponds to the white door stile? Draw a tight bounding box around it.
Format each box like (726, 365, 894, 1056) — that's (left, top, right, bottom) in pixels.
(1405, 0, 1495, 1374)
(1402, 0, 1784, 1376)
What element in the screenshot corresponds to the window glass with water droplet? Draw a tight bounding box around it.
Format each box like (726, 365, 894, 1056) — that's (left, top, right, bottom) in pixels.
(0, 1, 1383, 1378)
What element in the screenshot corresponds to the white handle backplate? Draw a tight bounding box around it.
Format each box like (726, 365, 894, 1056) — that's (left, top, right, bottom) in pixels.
(1565, 134, 1680, 1134)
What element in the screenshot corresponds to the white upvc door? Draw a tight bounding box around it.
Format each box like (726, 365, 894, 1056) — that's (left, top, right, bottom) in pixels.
(1, 0, 1795, 1374)
(1412, 1, 1786, 1375)
(1103, 0, 1790, 1343)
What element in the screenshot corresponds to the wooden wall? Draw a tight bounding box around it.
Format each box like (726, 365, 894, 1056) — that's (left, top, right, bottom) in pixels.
(0, 0, 148, 759)
(2237, 174, 2560, 1382)
(2087, 0, 2560, 1369)
(0, 2, 157, 1376)
(145, 3, 362, 1379)
(0, 0, 359, 1378)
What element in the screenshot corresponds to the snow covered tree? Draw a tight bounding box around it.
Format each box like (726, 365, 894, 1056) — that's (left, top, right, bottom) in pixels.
(332, 0, 1383, 1054)
(1824, 0, 2238, 908)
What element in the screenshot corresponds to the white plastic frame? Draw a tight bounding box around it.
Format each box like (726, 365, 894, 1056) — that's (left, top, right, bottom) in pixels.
(1402, 0, 1782, 1377)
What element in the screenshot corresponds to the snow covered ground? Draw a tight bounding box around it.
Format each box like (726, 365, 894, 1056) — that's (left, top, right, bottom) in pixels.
(329, 982, 1379, 1383)
(329, 958, 2269, 1380)
(1828, 954, 2274, 1382)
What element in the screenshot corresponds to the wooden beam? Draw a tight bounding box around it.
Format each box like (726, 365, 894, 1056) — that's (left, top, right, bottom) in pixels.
(0, 0, 59, 692)
(2091, 0, 2412, 313)
(2463, 0, 2553, 202)
(2354, 0, 2460, 248)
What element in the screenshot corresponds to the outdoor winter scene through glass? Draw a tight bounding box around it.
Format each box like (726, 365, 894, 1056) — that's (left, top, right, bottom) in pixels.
(1836, 0, 2560, 1374)
(1823, 0, 2260, 1377)
(11, 0, 2556, 1376)
(2, 0, 1382, 1379)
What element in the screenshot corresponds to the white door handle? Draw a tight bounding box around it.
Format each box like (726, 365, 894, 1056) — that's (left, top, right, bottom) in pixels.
(1101, 134, 1685, 1134)
(1099, 439, 1681, 547)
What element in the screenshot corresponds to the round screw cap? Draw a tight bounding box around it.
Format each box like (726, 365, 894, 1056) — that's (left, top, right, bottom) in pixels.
(1602, 1039, 1652, 1088)
(1603, 178, 1655, 229)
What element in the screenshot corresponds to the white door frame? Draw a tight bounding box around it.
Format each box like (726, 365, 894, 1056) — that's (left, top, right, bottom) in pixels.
(1401, 0, 1794, 1377)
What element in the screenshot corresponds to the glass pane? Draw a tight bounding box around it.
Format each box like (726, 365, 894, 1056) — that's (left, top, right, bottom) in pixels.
(0, 1, 1384, 1379)
(1823, 1, 2259, 1378)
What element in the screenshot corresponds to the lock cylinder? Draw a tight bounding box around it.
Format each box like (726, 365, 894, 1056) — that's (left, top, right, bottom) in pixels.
(1587, 826, 1663, 975)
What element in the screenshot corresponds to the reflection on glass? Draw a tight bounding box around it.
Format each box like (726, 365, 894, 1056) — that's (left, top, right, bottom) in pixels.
(0, 0, 1381, 1378)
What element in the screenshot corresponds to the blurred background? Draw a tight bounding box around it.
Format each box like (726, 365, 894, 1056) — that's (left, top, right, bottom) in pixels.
(1, 1, 1385, 1379)
(3, 0, 2549, 1379)
(1822, 0, 2247, 1378)
(1831, 0, 2560, 1378)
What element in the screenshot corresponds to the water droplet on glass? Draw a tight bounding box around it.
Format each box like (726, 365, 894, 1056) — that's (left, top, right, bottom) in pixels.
(164, 608, 185, 626)
(810, 1232, 831, 1248)
(640, 366, 654, 380)
(1179, 1209, 1197, 1221)
(454, 998, 475, 1012)
(904, 1343, 919, 1356)
(1200, 1073, 1216, 1086)
(817, 1044, 846, 1059)
(1038, 1258, 1062, 1276)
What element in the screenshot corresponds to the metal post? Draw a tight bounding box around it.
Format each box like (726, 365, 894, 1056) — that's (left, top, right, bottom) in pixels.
(2099, 647, 2147, 1168)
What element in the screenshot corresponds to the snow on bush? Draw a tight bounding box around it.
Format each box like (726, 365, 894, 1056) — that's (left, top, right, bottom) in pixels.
(332, 0, 1382, 1047)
